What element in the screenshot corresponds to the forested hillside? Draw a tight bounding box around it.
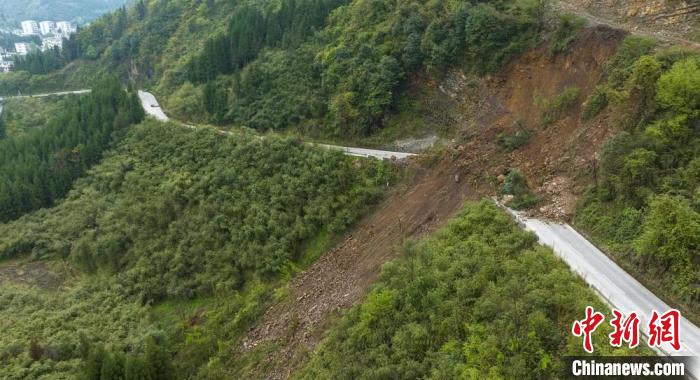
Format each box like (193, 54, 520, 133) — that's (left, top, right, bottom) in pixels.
(0, 0, 697, 377)
(573, 37, 700, 316)
(0, 96, 67, 137)
(0, 78, 143, 223)
(0, 121, 395, 378)
(3, 0, 544, 136)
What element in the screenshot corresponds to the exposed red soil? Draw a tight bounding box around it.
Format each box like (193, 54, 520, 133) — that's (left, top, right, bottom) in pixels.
(473, 26, 625, 219)
(239, 25, 626, 379)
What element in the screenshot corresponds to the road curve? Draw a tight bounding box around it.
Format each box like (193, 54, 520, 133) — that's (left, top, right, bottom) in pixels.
(137, 90, 415, 160)
(505, 208, 699, 377)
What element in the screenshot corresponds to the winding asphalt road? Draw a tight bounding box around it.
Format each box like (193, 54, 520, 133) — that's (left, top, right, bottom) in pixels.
(506, 208, 699, 377)
(137, 90, 415, 160)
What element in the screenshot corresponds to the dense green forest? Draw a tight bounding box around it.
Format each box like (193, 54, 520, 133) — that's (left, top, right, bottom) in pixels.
(0, 121, 395, 378)
(4, 0, 544, 136)
(574, 37, 700, 314)
(299, 201, 646, 378)
(0, 96, 68, 137)
(0, 77, 143, 223)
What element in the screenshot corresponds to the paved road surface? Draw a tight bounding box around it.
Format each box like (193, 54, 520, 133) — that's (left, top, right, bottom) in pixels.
(0, 89, 91, 101)
(506, 208, 699, 377)
(137, 90, 415, 160)
(314, 144, 415, 160)
(137, 90, 169, 121)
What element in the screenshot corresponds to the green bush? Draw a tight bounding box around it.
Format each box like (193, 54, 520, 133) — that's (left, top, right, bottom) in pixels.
(502, 169, 539, 209)
(538, 86, 581, 126)
(604, 36, 656, 88)
(634, 195, 700, 302)
(581, 86, 609, 121)
(547, 13, 585, 57)
(495, 126, 533, 151)
(574, 49, 700, 313)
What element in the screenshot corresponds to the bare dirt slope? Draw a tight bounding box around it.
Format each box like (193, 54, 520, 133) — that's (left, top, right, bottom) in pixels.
(239, 25, 626, 379)
(242, 158, 480, 379)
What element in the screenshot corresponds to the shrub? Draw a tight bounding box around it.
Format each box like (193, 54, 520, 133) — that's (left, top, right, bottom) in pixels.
(495, 127, 533, 151)
(581, 86, 609, 121)
(502, 169, 538, 209)
(538, 86, 581, 126)
(547, 13, 585, 57)
(604, 36, 656, 88)
(634, 195, 700, 302)
(656, 58, 700, 117)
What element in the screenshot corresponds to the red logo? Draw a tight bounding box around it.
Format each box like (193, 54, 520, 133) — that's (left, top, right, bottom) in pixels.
(648, 309, 681, 351)
(609, 309, 640, 348)
(572, 307, 682, 352)
(572, 306, 605, 353)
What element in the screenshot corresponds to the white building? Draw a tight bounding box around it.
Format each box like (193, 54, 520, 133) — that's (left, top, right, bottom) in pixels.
(14, 43, 29, 56)
(39, 21, 56, 35)
(42, 37, 63, 51)
(55, 21, 75, 37)
(0, 59, 12, 73)
(20, 20, 40, 36)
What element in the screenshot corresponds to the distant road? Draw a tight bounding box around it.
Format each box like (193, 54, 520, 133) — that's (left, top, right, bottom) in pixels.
(506, 208, 700, 378)
(0, 89, 91, 101)
(0, 89, 92, 117)
(314, 144, 415, 160)
(137, 90, 415, 160)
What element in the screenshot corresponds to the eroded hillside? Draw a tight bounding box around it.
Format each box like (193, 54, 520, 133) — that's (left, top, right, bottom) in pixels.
(235, 24, 630, 379)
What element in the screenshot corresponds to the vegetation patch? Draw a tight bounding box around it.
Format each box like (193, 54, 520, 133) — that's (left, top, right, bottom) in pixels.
(537, 85, 581, 127)
(0, 96, 69, 137)
(581, 86, 609, 121)
(495, 120, 533, 151)
(574, 47, 700, 317)
(0, 77, 143, 223)
(547, 13, 586, 57)
(502, 169, 539, 210)
(0, 121, 397, 377)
